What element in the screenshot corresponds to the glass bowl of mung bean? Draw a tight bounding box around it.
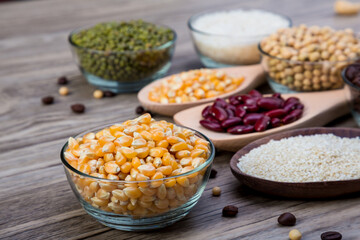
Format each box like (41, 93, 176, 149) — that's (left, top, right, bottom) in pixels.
(68, 20, 176, 93)
(60, 115, 215, 231)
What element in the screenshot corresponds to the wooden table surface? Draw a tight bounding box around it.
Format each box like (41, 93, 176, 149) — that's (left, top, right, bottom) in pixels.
(1, 0, 360, 239)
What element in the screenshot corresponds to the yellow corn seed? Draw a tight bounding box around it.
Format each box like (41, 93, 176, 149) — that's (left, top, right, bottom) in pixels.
(156, 140, 169, 148)
(112, 189, 129, 201)
(98, 136, 116, 146)
(102, 142, 115, 153)
(165, 178, 176, 188)
(176, 176, 190, 187)
(114, 136, 133, 147)
(78, 164, 91, 174)
(134, 147, 150, 159)
(64, 152, 78, 162)
(104, 161, 120, 174)
(123, 187, 142, 199)
(151, 172, 164, 188)
(157, 165, 172, 176)
(96, 188, 110, 200)
(138, 113, 151, 124)
(138, 164, 156, 177)
(107, 174, 119, 180)
(120, 162, 132, 174)
(139, 200, 153, 208)
(153, 157, 162, 168)
(136, 174, 149, 188)
(127, 203, 136, 211)
(149, 147, 166, 158)
(151, 130, 165, 142)
(170, 142, 188, 152)
(132, 138, 147, 148)
(91, 197, 109, 207)
(139, 194, 155, 202)
(109, 124, 124, 135)
(169, 199, 179, 208)
(191, 149, 205, 158)
(130, 168, 139, 179)
(103, 153, 114, 162)
(131, 157, 141, 169)
(155, 199, 169, 209)
(139, 187, 157, 196)
(180, 157, 192, 166)
(162, 152, 173, 166)
(192, 157, 205, 168)
(157, 184, 167, 200)
(170, 159, 178, 170)
(176, 150, 191, 159)
(120, 147, 137, 159)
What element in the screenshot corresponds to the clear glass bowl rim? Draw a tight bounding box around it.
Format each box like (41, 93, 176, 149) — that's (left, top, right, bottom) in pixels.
(68, 21, 177, 55)
(60, 123, 215, 183)
(342, 64, 360, 91)
(187, 8, 292, 39)
(258, 40, 360, 65)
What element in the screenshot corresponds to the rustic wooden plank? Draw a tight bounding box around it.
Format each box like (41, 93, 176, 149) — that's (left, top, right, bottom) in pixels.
(1, 0, 360, 239)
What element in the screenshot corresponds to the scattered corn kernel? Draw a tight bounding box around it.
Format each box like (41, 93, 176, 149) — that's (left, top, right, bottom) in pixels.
(289, 229, 302, 240)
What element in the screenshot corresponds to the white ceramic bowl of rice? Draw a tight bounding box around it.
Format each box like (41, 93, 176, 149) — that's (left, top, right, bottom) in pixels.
(188, 9, 291, 67)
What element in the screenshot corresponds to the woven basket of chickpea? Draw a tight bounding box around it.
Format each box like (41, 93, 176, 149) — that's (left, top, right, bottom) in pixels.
(259, 24, 360, 92)
(148, 69, 244, 104)
(61, 114, 214, 231)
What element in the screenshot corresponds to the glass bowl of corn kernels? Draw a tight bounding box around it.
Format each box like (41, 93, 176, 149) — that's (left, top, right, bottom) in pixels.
(60, 114, 215, 231)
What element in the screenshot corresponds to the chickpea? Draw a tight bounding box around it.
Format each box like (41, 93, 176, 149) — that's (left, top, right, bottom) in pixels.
(59, 86, 69, 96)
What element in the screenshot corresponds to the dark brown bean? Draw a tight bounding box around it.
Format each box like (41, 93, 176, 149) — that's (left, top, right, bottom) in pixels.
(239, 104, 259, 112)
(257, 97, 284, 110)
(221, 117, 242, 128)
(282, 109, 303, 124)
(277, 212, 296, 226)
(270, 118, 281, 128)
(71, 104, 85, 113)
(284, 97, 300, 106)
(265, 109, 287, 118)
(210, 169, 217, 178)
(321, 231, 342, 240)
(104, 90, 116, 97)
(229, 96, 240, 106)
(200, 119, 223, 132)
(249, 89, 262, 98)
(243, 113, 264, 125)
(222, 205, 238, 217)
(135, 106, 145, 114)
(210, 106, 228, 121)
(202, 106, 212, 118)
(254, 116, 270, 132)
(235, 106, 246, 118)
(42, 96, 54, 105)
(57, 76, 68, 85)
(214, 98, 228, 108)
(227, 125, 254, 134)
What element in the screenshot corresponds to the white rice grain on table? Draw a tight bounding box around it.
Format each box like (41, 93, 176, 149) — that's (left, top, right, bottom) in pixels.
(237, 134, 360, 182)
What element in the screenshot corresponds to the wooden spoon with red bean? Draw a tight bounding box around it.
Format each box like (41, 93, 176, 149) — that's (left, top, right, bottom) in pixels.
(174, 88, 349, 152)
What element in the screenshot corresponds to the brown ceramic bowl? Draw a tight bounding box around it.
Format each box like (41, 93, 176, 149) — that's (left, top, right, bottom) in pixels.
(230, 127, 360, 199)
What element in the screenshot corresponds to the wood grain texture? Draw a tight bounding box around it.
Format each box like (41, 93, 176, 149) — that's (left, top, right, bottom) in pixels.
(0, 0, 359, 239)
(230, 127, 360, 198)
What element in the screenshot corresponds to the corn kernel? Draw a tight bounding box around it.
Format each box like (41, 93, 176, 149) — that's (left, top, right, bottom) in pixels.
(138, 164, 156, 177)
(104, 161, 120, 174)
(170, 142, 188, 152)
(123, 187, 142, 199)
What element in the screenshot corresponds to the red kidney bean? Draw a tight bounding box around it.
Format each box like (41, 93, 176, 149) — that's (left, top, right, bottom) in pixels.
(244, 98, 257, 105)
(229, 96, 240, 106)
(236, 94, 252, 103)
(265, 109, 287, 118)
(205, 115, 220, 123)
(235, 106, 247, 118)
(249, 89, 262, 99)
(283, 102, 297, 113)
(227, 125, 254, 134)
(270, 118, 281, 128)
(214, 98, 228, 108)
(272, 93, 282, 99)
(282, 109, 303, 124)
(239, 104, 259, 112)
(243, 113, 264, 125)
(202, 106, 212, 118)
(221, 117, 242, 128)
(200, 120, 223, 132)
(296, 103, 304, 110)
(210, 106, 228, 121)
(225, 108, 234, 118)
(254, 115, 271, 132)
(226, 104, 236, 112)
(284, 97, 300, 105)
(257, 97, 284, 110)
